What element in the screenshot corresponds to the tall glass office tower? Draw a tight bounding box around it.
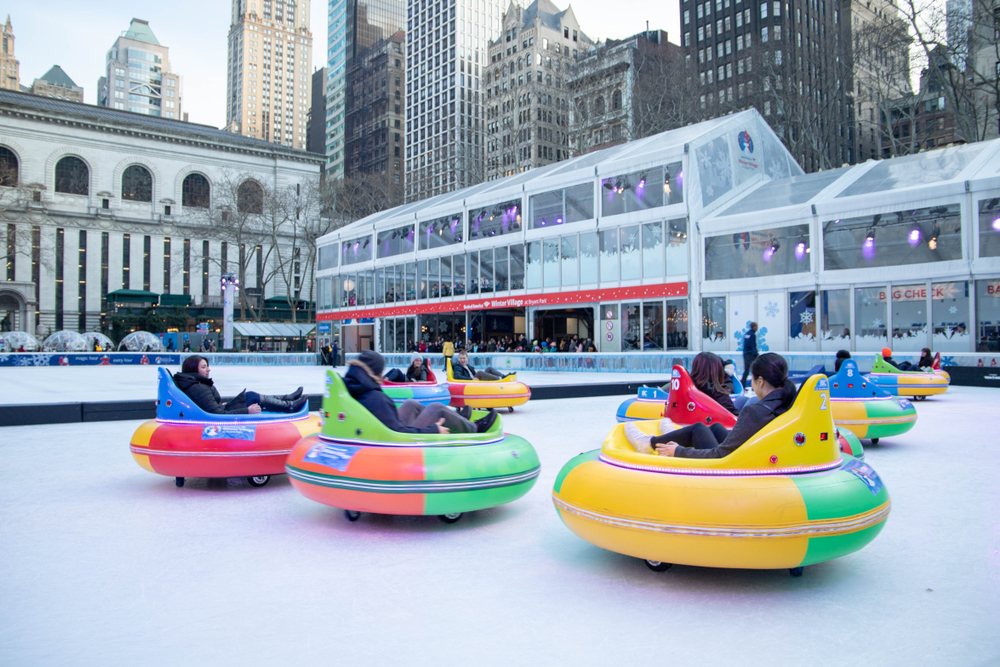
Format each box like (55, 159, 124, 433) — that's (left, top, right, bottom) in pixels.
(326, 0, 406, 179)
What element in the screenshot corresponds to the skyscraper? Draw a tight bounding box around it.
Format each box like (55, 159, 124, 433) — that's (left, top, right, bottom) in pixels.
(484, 0, 592, 179)
(404, 0, 503, 202)
(325, 0, 406, 179)
(97, 19, 183, 119)
(307, 67, 328, 155)
(1, 16, 21, 92)
(226, 0, 314, 149)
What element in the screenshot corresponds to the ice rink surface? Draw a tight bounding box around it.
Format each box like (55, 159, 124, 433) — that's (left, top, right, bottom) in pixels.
(1, 374, 998, 666)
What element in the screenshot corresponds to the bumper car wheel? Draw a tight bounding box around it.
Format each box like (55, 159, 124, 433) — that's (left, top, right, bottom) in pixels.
(247, 475, 270, 487)
(439, 513, 463, 524)
(645, 560, 672, 572)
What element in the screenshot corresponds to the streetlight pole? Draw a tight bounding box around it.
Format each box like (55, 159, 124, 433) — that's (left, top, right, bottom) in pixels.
(221, 273, 239, 351)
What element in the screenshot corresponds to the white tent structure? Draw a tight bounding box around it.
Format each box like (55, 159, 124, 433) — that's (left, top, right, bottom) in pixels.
(314, 109, 1000, 356)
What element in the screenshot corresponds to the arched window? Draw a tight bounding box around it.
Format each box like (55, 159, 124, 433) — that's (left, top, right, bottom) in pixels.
(182, 173, 210, 208)
(237, 180, 264, 214)
(576, 99, 588, 121)
(121, 165, 153, 202)
(55, 156, 89, 195)
(0, 147, 18, 187)
(594, 96, 605, 116)
(612, 89, 622, 110)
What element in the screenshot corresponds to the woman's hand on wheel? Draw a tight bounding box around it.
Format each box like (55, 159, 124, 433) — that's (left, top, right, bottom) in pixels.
(654, 442, 678, 457)
(247, 404, 262, 414)
(436, 418, 450, 434)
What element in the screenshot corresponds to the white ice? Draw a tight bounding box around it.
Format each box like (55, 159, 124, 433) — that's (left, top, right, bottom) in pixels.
(0, 377, 998, 666)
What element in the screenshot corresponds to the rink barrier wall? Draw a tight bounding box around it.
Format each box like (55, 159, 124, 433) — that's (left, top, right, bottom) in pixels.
(0, 382, 666, 427)
(2, 368, 999, 427)
(2, 351, 999, 370)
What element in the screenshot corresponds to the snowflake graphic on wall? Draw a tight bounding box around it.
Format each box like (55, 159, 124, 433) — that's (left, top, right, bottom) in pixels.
(949, 306, 958, 314)
(800, 310, 814, 325)
(871, 318, 883, 329)
(764, 301, 779, 318)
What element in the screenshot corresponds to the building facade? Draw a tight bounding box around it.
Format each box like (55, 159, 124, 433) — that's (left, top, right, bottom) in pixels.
(31, 65, 84, 103)
(345, 30, 405, 181)
(567, 30, 679, 157)
(0, 90, 323, 337)
(0, 16, 18, 92)
(484, 0, 591, 180)
(312, 109, 1000, 358)
(97, 19, 183, 120)
(307, 67, 327, 155)
(325, 0, 406, 179)
(403, 0, 502, 202)
(225, 0, 314, 149)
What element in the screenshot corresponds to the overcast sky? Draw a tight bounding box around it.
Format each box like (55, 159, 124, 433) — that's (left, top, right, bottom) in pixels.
(9, 0, 681, 129)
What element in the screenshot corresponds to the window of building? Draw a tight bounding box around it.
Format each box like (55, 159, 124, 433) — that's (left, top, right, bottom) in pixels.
(823, 205, 962, 270)
(469, 199, 522, 240)
(376, 224, 415, 259)
(343, 234, 373, 266)
(528, 183, 593, 228)
(0, 146, 18, 186)
(182, 173, 210, 208)
(978, 197, 1000, 257)
(419, 213, 464, 249)
(54, 156, 89, 195)
(237, 180, 264, 214)
(121, 164, 152, 202)
(704, 224, 811, 280)
(976, 279, 1000, 351)
(702, 296, 727, 350)
(600, 162, 684, 217)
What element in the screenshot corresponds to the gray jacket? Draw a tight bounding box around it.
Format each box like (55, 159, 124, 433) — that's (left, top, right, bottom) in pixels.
(674, 389, 789, 459)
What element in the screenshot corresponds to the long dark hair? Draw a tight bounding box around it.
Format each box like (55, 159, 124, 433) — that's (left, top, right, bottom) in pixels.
(181, 355, 206, 374)
(691, 352, 727, 394)
(750, 353, 797, 411)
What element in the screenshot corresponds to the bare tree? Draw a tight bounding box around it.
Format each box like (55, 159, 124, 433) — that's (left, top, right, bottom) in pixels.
(266, 177, 325, 323)
(632, 40, 704, 138)
(896, 0, 999, 143)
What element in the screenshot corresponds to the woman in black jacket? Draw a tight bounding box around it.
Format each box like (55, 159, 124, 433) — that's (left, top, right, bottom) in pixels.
(688, 352, 739, 417)
(173, 355, 306, 414)
(405, 353, 429, 382)
(628, 353, 798, 458)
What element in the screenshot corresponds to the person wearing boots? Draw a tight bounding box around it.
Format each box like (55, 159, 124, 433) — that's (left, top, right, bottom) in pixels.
(173, 355, 306, 414)
(346, 350, 497, 434)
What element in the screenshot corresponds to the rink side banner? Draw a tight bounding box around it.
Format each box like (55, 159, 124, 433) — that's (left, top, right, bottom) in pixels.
(319, 282, 689, 322)
(0, 353, 182, 367)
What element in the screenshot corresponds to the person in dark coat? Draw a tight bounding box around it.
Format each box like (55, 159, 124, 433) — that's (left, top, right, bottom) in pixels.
(740, 322, 759, 389)
(405, 353, 429, 382)
(834, 350, 851, 372)
(451, 350, 505, 381)
(173, 355, 305, 414)
(628, 353, 797, 458)
(688, 352, 739, 416)
(344, 350, 495, 434)
(331, 341, 340, 367)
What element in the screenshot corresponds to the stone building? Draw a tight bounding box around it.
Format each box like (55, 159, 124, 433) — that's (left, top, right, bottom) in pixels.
(0, 16, 18, 92)
(225, 0, 314, 149)
(0, 90, 323, 337)
(30, 65, 84, 103)
(567, 29, 678, 156)
(484, 0, 592, 179)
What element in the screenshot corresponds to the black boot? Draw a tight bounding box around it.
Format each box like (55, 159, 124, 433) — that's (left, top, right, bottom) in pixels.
(258, 395, 306, 413)
(475, 409, 498, 433)
(457, 405, 472, 419)
(281, 386, 303, 401)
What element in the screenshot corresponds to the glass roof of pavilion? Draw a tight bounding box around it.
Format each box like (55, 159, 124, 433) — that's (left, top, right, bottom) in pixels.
(711, 140, 1000, 221)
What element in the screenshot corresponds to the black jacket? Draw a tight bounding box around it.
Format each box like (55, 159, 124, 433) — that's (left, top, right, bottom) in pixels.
(343, 364, 437, 434)
(173, 372, 247, 414)
(700, 382, 740, 416)
(674, 389, 789, 459)
(406, 363, 429, 382)
(452, 361, 476, 380)
(742, 329, 758, 356)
